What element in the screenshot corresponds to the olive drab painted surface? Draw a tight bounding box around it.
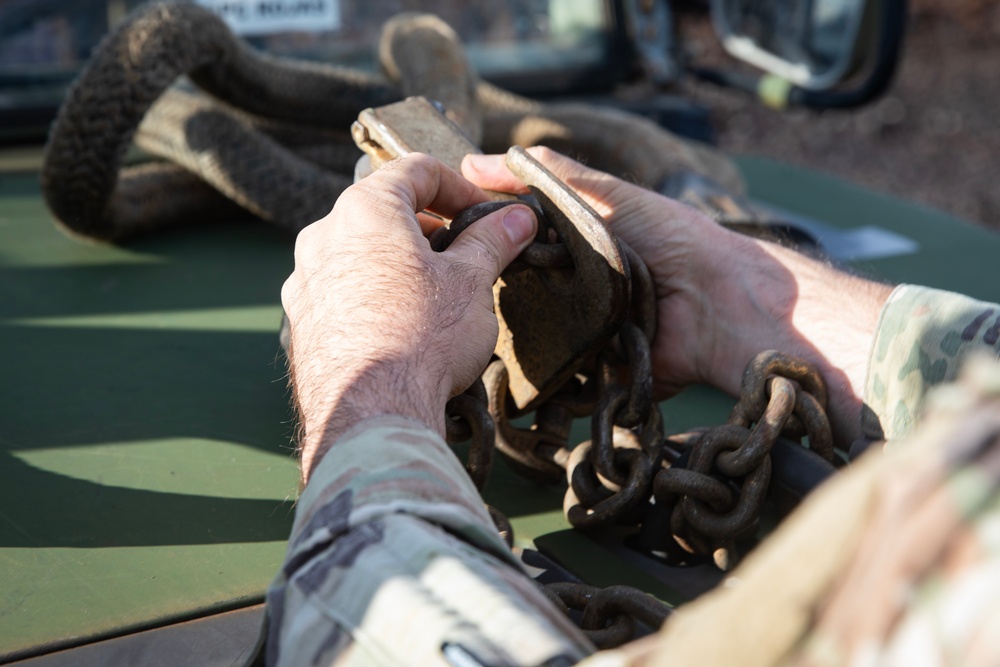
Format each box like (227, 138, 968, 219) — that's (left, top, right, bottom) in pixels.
(6, 153, 1000, 659)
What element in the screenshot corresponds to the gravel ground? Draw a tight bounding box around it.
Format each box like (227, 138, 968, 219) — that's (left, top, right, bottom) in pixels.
(676, 1, 1000, 230)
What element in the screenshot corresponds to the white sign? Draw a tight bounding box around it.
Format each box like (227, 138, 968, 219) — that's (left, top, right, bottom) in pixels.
(196, 0, 341, 35)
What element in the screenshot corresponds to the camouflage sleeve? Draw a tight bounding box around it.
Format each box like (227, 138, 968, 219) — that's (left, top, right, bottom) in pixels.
(264, 415, 592, 667)
(863, 284, 1000, 441)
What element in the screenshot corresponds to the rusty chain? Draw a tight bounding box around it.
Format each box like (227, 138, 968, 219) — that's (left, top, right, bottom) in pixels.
(443, 208, 838, 645)
(351, 94, 836, 649)
(541, 583, 673, 650)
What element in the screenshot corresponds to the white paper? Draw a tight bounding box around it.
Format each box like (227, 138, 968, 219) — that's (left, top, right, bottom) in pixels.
(196, 0, 341, 35)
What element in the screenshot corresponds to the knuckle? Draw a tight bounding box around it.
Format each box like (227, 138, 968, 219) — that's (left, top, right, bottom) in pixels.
(292, 224, 318, 263)
(280, 275, 298, 312)
(403, 152, 439, 170)
(527, 145, 560, 164)
(384, 152, 440, 181)
(337, 180, 377, 210)
(295, 218, 320, 243)
(338, 181, 403, 223)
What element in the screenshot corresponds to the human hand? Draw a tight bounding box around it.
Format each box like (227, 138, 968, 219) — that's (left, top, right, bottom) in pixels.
(464, 147, 892, 444)
(464, 146, 737, 399)
(282, 153, 536, 480)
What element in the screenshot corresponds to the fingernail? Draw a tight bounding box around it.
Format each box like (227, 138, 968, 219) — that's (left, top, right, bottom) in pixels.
(502, 206, 535, 246)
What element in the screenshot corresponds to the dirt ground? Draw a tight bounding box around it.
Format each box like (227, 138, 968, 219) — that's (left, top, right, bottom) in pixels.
(677, 0, 1000, 231)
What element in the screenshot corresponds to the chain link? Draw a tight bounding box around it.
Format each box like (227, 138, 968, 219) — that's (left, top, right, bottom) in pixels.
(442, 207, 838, 646)
(541, 583, 672, 650)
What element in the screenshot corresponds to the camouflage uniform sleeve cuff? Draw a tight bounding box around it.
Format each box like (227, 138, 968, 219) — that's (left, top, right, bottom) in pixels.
(863, 284, 1000, 442)
(267, 416, 592, 666)
(291, 415, 516, 568)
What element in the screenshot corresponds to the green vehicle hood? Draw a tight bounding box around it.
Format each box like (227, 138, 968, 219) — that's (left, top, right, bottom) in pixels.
(2, 150, 1000, 663)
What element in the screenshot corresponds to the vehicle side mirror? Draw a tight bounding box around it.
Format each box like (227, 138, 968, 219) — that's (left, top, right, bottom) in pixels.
(707, 0, 906, 108)
(711, 0, 879, 90)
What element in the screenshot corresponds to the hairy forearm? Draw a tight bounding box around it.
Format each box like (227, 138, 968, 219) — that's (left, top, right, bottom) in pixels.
(281, 156, 539, 484)
(699, 233, 893, 445)
(291, 348, 447, 483)
(462, 148, 894, 446)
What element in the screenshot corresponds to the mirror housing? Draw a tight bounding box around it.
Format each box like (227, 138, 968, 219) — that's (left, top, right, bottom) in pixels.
(711, 0, 880, 91)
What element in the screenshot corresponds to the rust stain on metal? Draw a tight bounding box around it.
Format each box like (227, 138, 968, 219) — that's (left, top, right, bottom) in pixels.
(352, 95, 480, 172)
(353, 101, 630, 412)
(496, 146, 629, 410)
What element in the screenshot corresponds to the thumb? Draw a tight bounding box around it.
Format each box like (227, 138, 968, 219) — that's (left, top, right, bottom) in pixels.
(443, 203, 537, 281)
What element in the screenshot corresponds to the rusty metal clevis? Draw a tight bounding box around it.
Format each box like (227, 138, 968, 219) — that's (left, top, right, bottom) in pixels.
(353, 96, 632, 412)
